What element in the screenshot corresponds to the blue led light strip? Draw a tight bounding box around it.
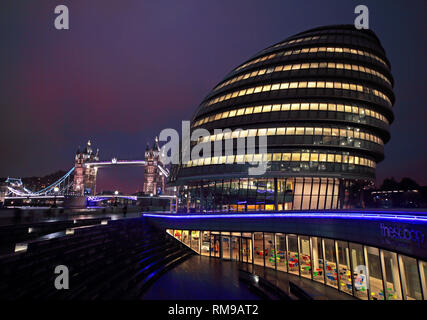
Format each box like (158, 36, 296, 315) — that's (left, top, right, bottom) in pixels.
(143, 212, 427, 224)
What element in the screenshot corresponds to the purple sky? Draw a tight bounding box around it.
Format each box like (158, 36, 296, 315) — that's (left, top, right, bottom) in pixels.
(0, 0, 426, 193)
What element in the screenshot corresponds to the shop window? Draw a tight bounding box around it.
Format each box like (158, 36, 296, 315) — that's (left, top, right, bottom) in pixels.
(174, 230, 182, 242)
(381, 250, 402, 300)
(221, 233, 231, 260)
(336, 241, 352, 294)
(323, 238, 338, 288)
(311, 237, 325, 283)
(201, 231, 210, 256)
(419, 260, 427, 299)
(299, 236, 311, 279)
(210, 232, 221, 258)
(287, 234, 299, 275)
(264, 233, 275, 269)
(253, 232, 264, 266)
(231, 234, 240, 261)
(191, 231, 200, 253)
(182, 230, 190, 247)
(366, 246, 384, 300)
(399, 255, 423, 300)
(350, 243, 368, 300)
(275, 234, 287, 272)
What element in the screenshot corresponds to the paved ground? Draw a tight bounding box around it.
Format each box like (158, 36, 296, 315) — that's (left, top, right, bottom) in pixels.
(142, 255, 260, 300)
(240, 263, 355, 300)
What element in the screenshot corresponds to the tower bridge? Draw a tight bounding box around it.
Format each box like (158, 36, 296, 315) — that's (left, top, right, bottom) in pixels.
(3, 138, 171, 200)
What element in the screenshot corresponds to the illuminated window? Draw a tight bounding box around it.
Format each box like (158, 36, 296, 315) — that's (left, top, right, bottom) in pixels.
(301, 153, 310, 161)
(295, 127, 305, 135)
(248, 129, 257, 137)
(273, 153, 282, 161)
(262, 105, 272, 112)
(254, 86, 262, 93)
(236, 108, 245, 116)
(258, 129, 267, 136)
(282, 153, 291, 161)
(286, 127, 295, 135)
(253, 106, 262, 113)
(277, 127, 286, 135)
(314, 128, 323, 135)
(292, 153, 301, 161)
(267, 128, 276, 136)
(305, 127, 314, 135)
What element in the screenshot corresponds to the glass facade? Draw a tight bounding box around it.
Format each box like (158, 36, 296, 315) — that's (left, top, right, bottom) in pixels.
(176, 177, 362, 213)
(168, 228, 426, 300)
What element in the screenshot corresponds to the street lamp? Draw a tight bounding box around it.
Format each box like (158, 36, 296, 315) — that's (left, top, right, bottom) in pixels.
(53, 186, 59, 208)
(114, 190, 119, 206)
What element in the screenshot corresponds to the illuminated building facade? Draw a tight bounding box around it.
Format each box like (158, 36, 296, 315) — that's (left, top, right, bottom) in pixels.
(73, 140, 99, 195)
(169, 25, 395, 212)
(143, 137, 166, 196)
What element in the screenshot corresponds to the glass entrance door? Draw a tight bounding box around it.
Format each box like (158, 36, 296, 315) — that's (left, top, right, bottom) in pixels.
(222, 236, 231, 260)
(231, 236, 240, 261)
(240, 238, 253, 263)
(211, 233, 221, 258)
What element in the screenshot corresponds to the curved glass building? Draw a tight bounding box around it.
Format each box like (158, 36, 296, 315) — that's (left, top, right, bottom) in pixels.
(170, 25, 395, 212)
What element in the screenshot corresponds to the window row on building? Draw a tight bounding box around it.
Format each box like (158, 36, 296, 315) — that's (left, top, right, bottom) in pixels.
(167, 229, 426, 300)
(204, 80, 392, 107)
(235, 45, 388, 72)
(216, 61, 391, 92)
(193, 102, 389, 127)
(197, 126, 383, 146)
(267, 34, 322, 50)
(183, 151, 376, 169)
(181, 160, 375, 181)
(177, 177, 343, 211)
(265, 33, 386, 57)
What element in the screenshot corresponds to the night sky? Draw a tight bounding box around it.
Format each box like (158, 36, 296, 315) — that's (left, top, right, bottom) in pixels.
(0, 0, 426, 193)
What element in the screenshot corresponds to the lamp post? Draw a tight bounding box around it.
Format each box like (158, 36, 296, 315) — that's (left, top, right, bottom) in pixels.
(53, 186, 59, 208)
(114, 190, 119, 207)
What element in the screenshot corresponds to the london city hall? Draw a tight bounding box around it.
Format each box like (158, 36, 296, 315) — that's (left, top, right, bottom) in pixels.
(146, 25, 427, 300)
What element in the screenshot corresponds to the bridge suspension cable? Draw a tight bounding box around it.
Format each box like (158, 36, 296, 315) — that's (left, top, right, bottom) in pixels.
(6, 168, 75, 197)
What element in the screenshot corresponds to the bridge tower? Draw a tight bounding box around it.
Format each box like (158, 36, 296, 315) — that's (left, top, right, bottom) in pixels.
(143, 137, 165, 196)
(73, 140, 99, 195)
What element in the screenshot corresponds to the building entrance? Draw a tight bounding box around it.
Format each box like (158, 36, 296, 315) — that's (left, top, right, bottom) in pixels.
(240, 237, 253, 264)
